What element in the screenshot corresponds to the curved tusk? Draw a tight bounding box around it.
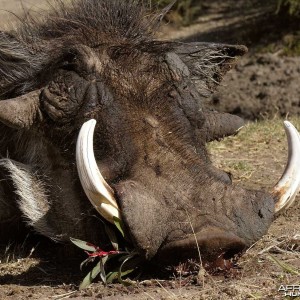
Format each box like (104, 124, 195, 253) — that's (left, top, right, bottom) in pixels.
(98, 203, 121, 224)
(76, 119, 121, 223)
(272, 121, 300, 213)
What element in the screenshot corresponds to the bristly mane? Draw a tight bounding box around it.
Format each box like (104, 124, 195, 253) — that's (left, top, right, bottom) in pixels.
(19, 0, 162, 46)
(0, 0, 171, 98)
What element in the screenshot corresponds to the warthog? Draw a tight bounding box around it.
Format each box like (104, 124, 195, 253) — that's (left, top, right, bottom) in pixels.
(0, 0, 299, 267)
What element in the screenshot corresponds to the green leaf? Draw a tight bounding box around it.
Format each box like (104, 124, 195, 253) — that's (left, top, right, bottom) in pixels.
(118, 268, 136, 286)
(70, 238, 97, 252)
(80, 257, 94, 270)
(102, 255, 109, 265)
(99, 258, 107, 284)
(113, 217, 125, 237)
(79, 261, 101, 290)
(104, 223, 119, 250)
(106, 271, 119, 284)
(117, 254, 139, 285)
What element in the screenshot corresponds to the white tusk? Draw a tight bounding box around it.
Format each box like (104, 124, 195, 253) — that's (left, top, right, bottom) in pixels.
(76, 119, 120, 223)
(98, 203, 121, 224)
(272, 121, 300, 213)
(236, 126, 244, 133)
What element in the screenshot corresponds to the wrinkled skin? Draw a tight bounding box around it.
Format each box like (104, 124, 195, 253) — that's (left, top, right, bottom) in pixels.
(0, 0, 275, 266)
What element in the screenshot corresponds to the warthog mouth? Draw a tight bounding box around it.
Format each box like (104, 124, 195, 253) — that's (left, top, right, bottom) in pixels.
(153, 226, 247, 267)
(75, 119, 300, 263)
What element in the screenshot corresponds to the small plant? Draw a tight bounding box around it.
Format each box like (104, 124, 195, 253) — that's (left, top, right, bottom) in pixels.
(71, 217, 141, 289)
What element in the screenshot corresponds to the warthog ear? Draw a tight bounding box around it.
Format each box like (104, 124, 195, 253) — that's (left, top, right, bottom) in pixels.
(0, 90, 42, 129)
(0, 31, 44, 98)
(175, 42, 247, 97)
(201, 110, 245, 142)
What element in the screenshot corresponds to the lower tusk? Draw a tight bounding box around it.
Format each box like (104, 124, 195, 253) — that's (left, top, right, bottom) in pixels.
(98, 203, 121, 224)
(272, 121, 300, 213)
(76, 119, 120, 223)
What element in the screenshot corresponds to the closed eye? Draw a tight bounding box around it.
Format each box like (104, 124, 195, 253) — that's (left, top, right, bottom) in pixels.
(60, 51, 78, 71)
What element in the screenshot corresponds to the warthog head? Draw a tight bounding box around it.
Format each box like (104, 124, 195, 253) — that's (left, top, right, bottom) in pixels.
(0, 0, 299, 267)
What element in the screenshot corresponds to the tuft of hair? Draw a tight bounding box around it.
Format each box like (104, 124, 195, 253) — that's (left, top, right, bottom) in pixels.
(18, 0, 163, 46)
(0, 159, 59, 239)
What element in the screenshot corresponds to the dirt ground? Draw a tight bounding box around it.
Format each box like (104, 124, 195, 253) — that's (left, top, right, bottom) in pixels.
(0, 1, 299, 299)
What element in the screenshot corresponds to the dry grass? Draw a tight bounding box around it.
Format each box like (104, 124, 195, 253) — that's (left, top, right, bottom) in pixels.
(208, 116, 300, 189)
